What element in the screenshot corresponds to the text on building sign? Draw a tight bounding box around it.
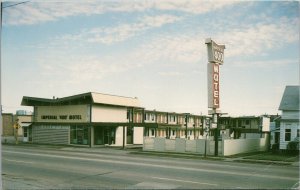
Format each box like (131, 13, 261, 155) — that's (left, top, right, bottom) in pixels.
(41, 115, 82, 120)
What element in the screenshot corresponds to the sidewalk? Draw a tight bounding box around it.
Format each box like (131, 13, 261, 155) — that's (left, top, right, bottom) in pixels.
(3, 143, 299, 166)
(130, 149, 300, 166)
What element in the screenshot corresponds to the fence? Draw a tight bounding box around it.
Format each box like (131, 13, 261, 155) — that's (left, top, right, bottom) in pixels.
(223, 137, 268, 156)
(143, 137, 221, 156)
(143, 136, 268, 156)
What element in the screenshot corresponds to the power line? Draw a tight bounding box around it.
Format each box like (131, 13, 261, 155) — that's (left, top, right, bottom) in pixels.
(2, 1, 30, 9)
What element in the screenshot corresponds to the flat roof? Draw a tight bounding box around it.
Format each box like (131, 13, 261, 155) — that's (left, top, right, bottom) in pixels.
(22, 92, 141, 108)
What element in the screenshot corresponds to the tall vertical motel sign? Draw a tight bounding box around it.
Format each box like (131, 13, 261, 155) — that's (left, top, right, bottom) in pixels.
(205, 38, 225, 156)
(205, 38, 225, 110)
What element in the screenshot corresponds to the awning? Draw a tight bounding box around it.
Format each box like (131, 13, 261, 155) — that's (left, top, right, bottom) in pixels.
(20, 122, 32, 127)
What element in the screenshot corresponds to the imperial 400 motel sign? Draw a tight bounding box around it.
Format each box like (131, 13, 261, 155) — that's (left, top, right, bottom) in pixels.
(205, 38, 225, 109)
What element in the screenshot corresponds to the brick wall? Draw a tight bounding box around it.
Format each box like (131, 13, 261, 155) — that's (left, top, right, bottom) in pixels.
(2, 114, 14, 136)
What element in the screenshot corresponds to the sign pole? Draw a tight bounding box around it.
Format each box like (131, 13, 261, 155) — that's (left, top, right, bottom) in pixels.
(213, 109, 219, 156)
(205, 38, 225, 157)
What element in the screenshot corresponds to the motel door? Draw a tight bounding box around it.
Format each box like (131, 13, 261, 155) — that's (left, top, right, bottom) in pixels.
(127, 127, 133, 144)
(104, 127, 115, 145)
(21, 123, 32, 142)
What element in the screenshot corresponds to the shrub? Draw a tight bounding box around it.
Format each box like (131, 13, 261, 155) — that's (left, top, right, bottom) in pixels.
(271, 143, 279, 153)
(287, 141, 299, 155)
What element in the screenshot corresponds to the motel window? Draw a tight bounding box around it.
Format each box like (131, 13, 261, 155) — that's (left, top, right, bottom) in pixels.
(172, 130, 176, 136)
(238, 120, 242, 127)
(70, 125, 88, 145)
(145, 113, 156, 121)
(169, 115, 176, 123)
(285, 129, 291, 142)
(151, 114, 155, 121)
(150, 129, 155, 137)
(245, 120, 250, 125)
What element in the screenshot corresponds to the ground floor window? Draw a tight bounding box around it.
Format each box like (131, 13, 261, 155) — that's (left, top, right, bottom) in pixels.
(70, 125, 89, 145)
(172, 130, 176, 136)
(285, 129, 291, 142)
(94, 127, 115, 145)
(23, 127, 28, 137)
(150, 129, 155, 137)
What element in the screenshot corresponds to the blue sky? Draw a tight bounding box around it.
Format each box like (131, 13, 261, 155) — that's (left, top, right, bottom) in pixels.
(2, 0, 299, 116)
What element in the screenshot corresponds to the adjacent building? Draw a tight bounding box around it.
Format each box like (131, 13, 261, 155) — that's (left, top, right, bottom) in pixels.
(218, 116, 270, 139)
(278, 86, 300, 150)
(2, 113, 14, 137)
(2, 111, 33, 143)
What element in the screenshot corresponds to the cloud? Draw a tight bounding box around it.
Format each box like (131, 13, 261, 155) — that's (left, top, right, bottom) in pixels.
(155, 0, 236, 14)
(3, 1, 102, 25)
(84, 14, 183, 44)
(158, 71, 184, 77)
(129, 15, 298, 66)
(3, 0, 237, 26)
(3, 2, 55, 25)
(231, 59, 298, 68)
(37, 54, 142, 86)
(130, 34, 206, 65)
(218, 17, 299, 58)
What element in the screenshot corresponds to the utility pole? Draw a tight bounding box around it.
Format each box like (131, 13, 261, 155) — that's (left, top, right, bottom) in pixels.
(0, 2, 3, 189)
(0, 3, 30, 188)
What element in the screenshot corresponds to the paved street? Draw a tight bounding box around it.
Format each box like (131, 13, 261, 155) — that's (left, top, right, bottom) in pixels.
(2, 144, 299, 189)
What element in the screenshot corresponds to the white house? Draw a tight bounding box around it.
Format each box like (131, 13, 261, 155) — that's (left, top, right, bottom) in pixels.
(278, 86, 300, 150)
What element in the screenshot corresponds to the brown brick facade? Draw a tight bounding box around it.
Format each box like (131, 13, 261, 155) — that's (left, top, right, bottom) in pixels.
(2, 113, 14, 136)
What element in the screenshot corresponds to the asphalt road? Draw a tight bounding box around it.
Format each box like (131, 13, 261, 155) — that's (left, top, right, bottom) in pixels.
(2, 144, 299, 189)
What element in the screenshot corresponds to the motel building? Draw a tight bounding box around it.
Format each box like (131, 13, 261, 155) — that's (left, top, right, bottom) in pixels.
(21, 92, 209, 147)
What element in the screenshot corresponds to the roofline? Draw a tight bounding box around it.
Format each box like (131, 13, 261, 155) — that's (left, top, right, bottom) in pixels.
(21, 92, 142, 108)
(91, 92, 138, 100)
(21, 92, 93, 106)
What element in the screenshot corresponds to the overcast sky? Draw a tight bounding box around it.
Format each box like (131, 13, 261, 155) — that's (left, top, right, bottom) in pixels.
(2, 0, 299, 116)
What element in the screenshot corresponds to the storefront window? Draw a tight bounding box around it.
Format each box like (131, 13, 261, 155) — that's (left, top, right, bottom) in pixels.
(70, 125, 88, 145)
(94, 127, 116, 145)
(94, 127, 104, 145)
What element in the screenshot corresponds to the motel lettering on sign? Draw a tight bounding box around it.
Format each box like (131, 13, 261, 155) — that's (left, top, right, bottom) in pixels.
(205, 38, 225, 109)
(213, 63, 219, 107)
(207, 62, 220, 108)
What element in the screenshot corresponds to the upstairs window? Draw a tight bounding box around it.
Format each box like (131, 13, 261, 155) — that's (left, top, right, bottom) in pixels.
(245, 120, 250, 125)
